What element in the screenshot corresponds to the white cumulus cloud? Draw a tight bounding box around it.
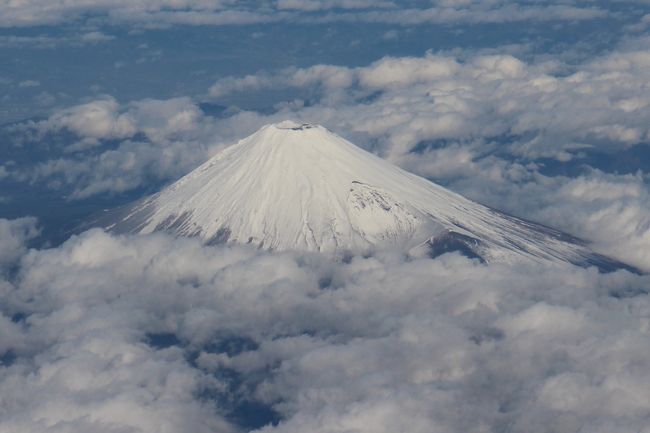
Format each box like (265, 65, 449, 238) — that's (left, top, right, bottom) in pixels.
(0, 222, 648, 432)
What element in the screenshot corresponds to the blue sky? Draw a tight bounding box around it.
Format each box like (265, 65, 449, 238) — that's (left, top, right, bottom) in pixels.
(1, 2, 650, 433)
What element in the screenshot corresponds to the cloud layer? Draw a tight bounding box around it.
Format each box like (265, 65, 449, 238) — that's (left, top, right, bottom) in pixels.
(0, 0, 610, 28)
(210, 48, 650, 161)
(1, 222, 649, 432)
(2, 2, 649, 432)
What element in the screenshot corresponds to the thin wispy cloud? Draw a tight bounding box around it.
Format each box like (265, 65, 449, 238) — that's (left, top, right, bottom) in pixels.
(0, 0, 611, 27)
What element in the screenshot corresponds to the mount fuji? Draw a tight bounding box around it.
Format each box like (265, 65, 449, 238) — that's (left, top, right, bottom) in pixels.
(99, 120, 632, 271)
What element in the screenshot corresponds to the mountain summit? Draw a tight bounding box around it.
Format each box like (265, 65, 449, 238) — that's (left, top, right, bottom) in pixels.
(103, 121, 630, 270)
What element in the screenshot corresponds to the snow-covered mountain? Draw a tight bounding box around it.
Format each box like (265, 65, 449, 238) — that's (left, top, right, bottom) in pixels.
(101, 120, 631, 270)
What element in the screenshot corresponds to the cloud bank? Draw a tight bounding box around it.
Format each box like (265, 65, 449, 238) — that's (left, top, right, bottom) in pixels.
(210, 48, 650, 161)
(0, 221, 649, 432)
(1, 2, 649, 432)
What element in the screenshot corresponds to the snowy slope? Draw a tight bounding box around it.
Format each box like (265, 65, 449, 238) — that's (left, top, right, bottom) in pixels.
(103, 121, 631, 270)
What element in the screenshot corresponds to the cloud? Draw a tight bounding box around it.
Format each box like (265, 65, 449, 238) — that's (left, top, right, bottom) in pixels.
(2, 5, 648, 429)
(208, 65, 355, 99)
(209, 49, 650, 159)
(79, 31, 115, 43)
(37, 97, 137, 144)
(0, 224, 649, 432)
(10, 96, 216, 198)
(0, 1, 283, 27)
(23, 95, 207, 147)
(453, 168, 650, 273)
(312, 3, 606, 25)
(18, 80, 39, 88)
(0, 217, 39, 272)
(276, 0, 396, 11)
(0, 33, 117, 48)
(0, 0, 611, 28)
